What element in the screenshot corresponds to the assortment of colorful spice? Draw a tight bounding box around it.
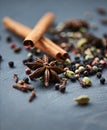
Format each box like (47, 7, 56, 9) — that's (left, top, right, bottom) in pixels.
(1, 7, 107, 103)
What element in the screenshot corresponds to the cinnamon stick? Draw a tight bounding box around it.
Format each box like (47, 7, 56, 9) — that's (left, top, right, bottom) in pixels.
(3, 17, 31, 38)
(23, 12, 55, 46)
(3, 16, 69, 59)
(40, 37, 69, 59)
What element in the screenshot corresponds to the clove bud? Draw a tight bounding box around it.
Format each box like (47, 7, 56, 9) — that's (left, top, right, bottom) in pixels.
(29, 90, 36, 102)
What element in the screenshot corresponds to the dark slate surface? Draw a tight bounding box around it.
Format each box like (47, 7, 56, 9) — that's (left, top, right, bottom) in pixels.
(0, 0, 107, 130)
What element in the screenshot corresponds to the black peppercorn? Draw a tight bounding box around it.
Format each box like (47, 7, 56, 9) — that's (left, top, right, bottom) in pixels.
(89, 69, 96, 75)
(70, 65, 76, 71)
(100, 77, 105, 84)
(96, 72, 102, 79)
(83, 70, 89, 76)
(22, 59, 28, 65)
(75, 56, 80, 61)
(0, 55, 2, 61)
(8, 61, 14, 68)
(55, 83, 60, 90)
(59, 85, 66, 93)
(23, 77, 29, 84)
(75, 59, 81, 63)
(98, 67, 103, 72)
(70, 76, 76, 82)
(6, 36, 12, 42)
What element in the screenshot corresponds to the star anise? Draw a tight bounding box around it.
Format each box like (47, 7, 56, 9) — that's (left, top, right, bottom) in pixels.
(25, 55, 64, 87)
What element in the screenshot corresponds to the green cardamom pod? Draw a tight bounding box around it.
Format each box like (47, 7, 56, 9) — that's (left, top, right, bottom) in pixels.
(74, 95, 90, 104)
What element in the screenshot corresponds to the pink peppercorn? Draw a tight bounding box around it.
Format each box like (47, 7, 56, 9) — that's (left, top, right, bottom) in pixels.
(25, 68, 31, 75)
(24, 46, 31, 50)
(86, 65, 92, 70)
(10, 43, 16, 49)
(72, 49, 78, 54)
(100, 60, 107, 67)
(64, 67, 69, 72)
(91, 60, 98, 66)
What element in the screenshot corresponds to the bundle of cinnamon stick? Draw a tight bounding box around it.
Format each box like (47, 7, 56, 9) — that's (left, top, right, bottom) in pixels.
(3, 12, 69, 59)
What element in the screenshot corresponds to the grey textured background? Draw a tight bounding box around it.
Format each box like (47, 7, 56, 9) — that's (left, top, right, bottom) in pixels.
(0, 0, 107, 130)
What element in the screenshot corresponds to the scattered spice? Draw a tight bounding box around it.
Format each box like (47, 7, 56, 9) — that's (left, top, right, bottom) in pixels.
(13, 73, 18, 83)
(23, 77, 29, 84)
(9, 43, 16, 49)
(55, 83, 60, 90)
(64, 69, 75, 78)
(96, 7, 107, 15)
(29, 90, 36, 102)
(82, 77, 92, 86)
(96, 72, 102, 79)
(25, 54, 64, 87)
(0, 54, 2, 61)
(74, 95, 90, 105)
(25, 68, 31, 75)
(8, 61, 14, 68)
(63, 58, 72, 66)
(27, 52, 33, 59)
(2, 11, 107, 104)
(78, 78, 87, 88)
(6, 35, 12, 42)
(100, 77, 106, 84)
(70, 76, 76, 82)
(64, 19, 89, 31)
(83, 70, 89, 76)
(13, 46, 21, 53)
(59, 78, 67, 93)
(12, 79, 34, 92)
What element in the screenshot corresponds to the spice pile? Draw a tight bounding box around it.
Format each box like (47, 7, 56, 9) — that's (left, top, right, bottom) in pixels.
(1, 7, 107, 103)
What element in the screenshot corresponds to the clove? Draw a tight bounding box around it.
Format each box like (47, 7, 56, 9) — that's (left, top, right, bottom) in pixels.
(29, 90, 36, 102)
(12, 80, 34, 92)
(13, 73, 19, 83)
(59, 78, 67, 93)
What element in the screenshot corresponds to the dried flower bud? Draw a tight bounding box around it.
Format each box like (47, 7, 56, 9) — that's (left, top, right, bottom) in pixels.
(29, 90, 36, 102)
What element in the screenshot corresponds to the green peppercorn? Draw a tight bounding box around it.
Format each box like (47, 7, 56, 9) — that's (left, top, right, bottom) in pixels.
(79, 27, 87, 33)
(64, 58, 72, 66)
(85, 54, 93, 60)
(75, 69, 80, 74)
(82, 77, 92, 86)
(56, 22, 65, 32)
(75, 74, 80, 79)
(75, 63, 80, 68)
(76, 38, 87, 48)
(78, 66, 85, 72)
(66, 32, 74, 38)
(92, 65, 98, 72)
(90, 47, 96, 52)
(64, 70, 75, 78)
